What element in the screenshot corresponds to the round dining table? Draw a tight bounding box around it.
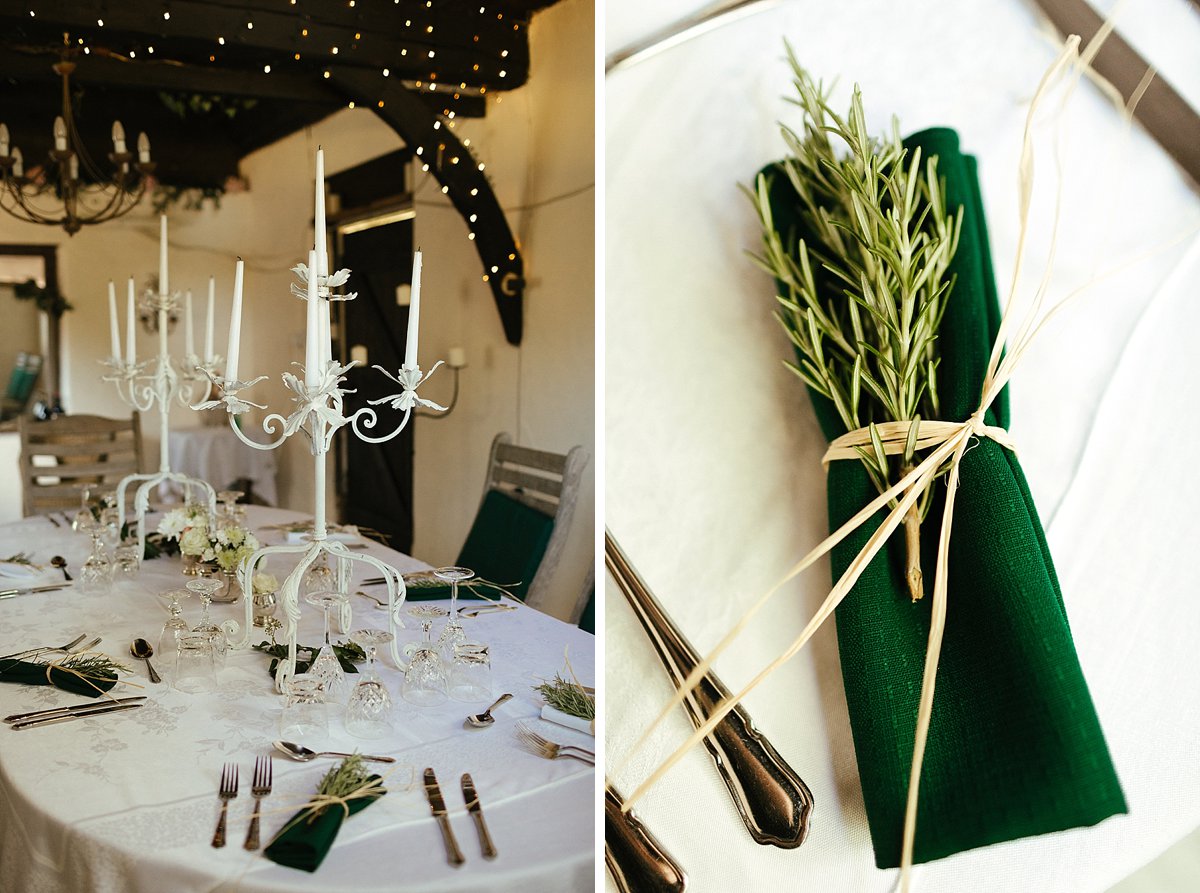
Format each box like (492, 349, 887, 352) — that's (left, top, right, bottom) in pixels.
(0, 505, 595, 893)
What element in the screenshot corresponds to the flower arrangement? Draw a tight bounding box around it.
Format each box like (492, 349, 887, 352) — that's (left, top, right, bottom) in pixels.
(157, 506, 260, 573)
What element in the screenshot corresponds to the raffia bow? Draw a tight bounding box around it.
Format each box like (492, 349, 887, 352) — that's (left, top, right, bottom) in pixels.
(614, 34, 1159, 890)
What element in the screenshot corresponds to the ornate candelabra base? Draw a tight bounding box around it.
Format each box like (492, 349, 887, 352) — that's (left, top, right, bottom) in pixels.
(230, 536, 408, 692)
(117, 469, 218, 559)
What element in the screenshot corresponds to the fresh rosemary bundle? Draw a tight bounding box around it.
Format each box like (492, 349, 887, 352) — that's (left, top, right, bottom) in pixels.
(749, 47, 962, 599)
(311, 754, 384, 818)
(534, 673, 595, 721)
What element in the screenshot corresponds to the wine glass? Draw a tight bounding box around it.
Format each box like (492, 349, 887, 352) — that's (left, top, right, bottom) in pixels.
(448, 642, 492, 702)
(78, 537, 112, 594)
(216, 490, 245, 525)
(158, 587, 192, 661)
(187, 577, 227, 668)
(304, 591, 348, 701)
(401, 620, 448, 706)
(303, 554, 336, 598)
(345, 629, 395, 738)
(435, 566, 474, 660)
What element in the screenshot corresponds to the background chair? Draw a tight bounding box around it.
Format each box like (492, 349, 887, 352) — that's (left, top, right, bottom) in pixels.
(18, 413, 142, 516)
(457, 432, 588, 609)
(1, 352, 42, 421)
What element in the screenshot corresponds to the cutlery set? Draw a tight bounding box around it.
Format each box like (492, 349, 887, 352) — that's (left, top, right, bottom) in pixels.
(0, 633, 100, 663)
(212, 757, 275, 850)
(516, 723, 596, 765)
(604, 530, 816, 891)
(423, 767, 498, 864)
(3, 696, 147, 730)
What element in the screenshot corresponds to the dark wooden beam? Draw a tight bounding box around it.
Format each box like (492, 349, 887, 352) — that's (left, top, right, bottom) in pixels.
(327, 64, 524, 345)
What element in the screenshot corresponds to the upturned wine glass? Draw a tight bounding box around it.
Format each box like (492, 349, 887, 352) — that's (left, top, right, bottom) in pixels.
(305, 590, 348, 701)
(345, 629, 395, 738)
(434, 566, 474, 660)
(187, 576, 227, 668)
(158, 587, 193, 661)
(402, 620, 448, 706)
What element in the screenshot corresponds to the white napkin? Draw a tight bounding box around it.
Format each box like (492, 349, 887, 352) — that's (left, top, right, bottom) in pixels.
(540, 705, 595, 736)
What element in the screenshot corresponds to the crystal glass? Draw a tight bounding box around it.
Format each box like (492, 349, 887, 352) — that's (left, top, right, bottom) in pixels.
(158, 587, 192, 661)
(303, 555, 336, 598)
(434, 566, 474, 661)
(174, 633, 217, 693)
(113, 543, 141, 585)
(402, 620, 447, 706)
(448, 642, 491, 702)
(78, 535, 112, 595)
(98, 506, 122, 554)
(187, 577, 227, 668)
(280, 673, 328, 740)
(345, 629, 395, 738)
(216, 490, 246, 525)
(305, 591, 348, 701)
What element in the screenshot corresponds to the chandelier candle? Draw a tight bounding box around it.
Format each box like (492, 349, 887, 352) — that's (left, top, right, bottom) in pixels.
(194, 147, 451, 690)
(103, 214, 221, 556)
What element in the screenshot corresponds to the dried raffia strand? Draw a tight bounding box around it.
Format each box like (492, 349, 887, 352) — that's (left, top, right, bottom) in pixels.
(620, 35, 1118, 893)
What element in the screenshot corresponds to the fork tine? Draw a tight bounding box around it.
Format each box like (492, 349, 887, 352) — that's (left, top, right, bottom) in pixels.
(232, 764, 239, 795)
(266, 755, 273, 789)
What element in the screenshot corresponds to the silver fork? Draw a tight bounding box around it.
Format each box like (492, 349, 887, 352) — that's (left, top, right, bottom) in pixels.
(516, 723, 596, 765)
(0, 633, 88, 663)
(243, 755, 273, 850)
(211, 763, 239, 848)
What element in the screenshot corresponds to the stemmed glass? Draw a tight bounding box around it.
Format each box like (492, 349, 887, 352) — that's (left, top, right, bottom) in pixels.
(305, 591, 348, 701)
(303, 555, 336, 598)
(71, 486, 95, 532)
(434, 566, 474, 660)
(215, 490, 245, 526)
(345, 629, 395, 738)
(158, 587, 192, 660)
(187, 577, 226, 668)
(402, 620, 448, 706)
(78, 510, 112, 595)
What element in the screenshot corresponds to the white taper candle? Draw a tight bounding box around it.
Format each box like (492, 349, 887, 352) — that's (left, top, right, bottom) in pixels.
(158, 215, 169, 295)
(305, 249, 319, 386)
(314, 147, 328, 278)
(107, 281, 121, 361)
(184, 290, 194, 357)
(125, 278, 136, 365)
(205, 277, 215, 362)
(226, 259, 244, 382)
(404, 249, 422, 369)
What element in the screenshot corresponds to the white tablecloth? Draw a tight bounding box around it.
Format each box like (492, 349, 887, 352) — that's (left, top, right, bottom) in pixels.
(0, 506, 594, 892)
(605, 1, 1200, 891)
(164, 427, 279, 506)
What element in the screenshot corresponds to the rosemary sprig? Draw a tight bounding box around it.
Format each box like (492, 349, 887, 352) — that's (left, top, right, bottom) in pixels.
(747, 46, 962, 600)
(2, 553, 33, 565)
(55, 653, 131, 678)
(534, 673, 595, 721)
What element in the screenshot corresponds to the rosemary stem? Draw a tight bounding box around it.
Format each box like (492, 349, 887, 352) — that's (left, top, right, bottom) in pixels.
(901, 462, 924, 601)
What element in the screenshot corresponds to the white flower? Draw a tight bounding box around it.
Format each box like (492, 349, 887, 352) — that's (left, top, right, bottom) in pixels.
(157, 508, 189, 540)
(253, 571, 278, 595)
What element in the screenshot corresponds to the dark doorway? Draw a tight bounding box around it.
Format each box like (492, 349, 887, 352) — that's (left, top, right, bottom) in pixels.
(329, 149, 417, 552)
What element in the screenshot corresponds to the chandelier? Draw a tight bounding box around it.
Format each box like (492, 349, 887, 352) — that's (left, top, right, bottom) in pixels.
(0, 34, 155, 236)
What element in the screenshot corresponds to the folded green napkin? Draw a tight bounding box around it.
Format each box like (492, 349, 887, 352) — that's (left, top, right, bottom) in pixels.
(264, 775, 385, 872)
(761, 127, 1125, 866)
(455, 489, 555, 601)
(0, 659, 118, 698)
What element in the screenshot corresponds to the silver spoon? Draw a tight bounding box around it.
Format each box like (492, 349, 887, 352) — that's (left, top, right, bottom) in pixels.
(466, 693, 513, 728)
(355, 590, 389, 610)
(51, 556, 71, 581)
(272, 740, 396, 763)
(130, 638, 161, 684)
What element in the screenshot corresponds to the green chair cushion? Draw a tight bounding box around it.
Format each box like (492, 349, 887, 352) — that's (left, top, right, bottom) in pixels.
(455, 488, 555, 601)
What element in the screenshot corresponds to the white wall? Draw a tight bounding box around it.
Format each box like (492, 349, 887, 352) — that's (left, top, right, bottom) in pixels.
(0, 0, 595, 620)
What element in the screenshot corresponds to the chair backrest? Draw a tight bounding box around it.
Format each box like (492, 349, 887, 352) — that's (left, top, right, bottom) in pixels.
(18, 413, 142, 516)
(460, 432, 589, 609)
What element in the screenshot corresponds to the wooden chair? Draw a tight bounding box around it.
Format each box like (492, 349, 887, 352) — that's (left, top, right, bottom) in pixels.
(18, 413, 142, 516)
(457, 432, 589, 608)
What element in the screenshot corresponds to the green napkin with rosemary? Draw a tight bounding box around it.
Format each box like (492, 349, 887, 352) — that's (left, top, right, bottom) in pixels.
(0, 658, 119, 697)
(264, 757, 386, 872)
(759, 125, 1125, 865)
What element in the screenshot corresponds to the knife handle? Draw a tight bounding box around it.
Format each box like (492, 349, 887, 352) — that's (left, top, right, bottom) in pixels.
(11, 703, 139, 730)
(469, 810, 498, 859)
(604, 783, 687, 893)
(435, 814, 466, 866)
(605, 530, 814, 848)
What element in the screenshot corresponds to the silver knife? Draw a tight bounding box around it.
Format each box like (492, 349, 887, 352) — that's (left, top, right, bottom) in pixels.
(5, 696, 148, 724)
(11, 701, 143, 730)
(461, 773, 497, 859)
(423, 767, 465, 866)
(0, 584, 70, 600)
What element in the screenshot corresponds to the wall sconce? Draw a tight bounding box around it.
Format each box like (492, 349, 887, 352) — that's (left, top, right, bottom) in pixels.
(417, 344, 464, 418)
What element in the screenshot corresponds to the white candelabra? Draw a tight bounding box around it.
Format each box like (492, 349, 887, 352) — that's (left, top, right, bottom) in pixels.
(196, 147, 448, 690)
(104, 215, 220, 556)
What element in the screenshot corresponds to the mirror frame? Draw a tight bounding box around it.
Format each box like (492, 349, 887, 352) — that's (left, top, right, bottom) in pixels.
(0, 244, 61, 409)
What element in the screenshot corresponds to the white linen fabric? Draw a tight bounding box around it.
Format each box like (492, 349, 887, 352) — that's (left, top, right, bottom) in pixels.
(0, 506, 594, 892)
(164, 427, 280, 506)
(604, 1, 1200, 891)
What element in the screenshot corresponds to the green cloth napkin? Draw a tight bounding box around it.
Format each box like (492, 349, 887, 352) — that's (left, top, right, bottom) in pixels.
(264, 777, 385, 872)
(0, 659, 118, 697)
(761, 127, 1125, 867)
(455, 488, 555, 601)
